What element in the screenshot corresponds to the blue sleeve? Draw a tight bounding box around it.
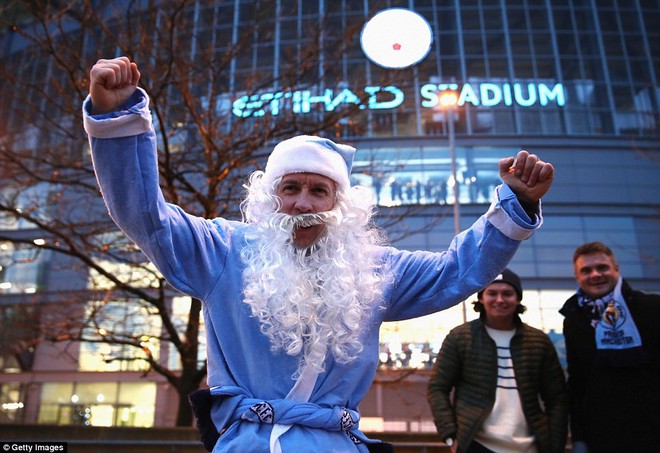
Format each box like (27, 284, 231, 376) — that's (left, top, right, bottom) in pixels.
(83, 88, 229, 300)
(383, 184, 541, 321)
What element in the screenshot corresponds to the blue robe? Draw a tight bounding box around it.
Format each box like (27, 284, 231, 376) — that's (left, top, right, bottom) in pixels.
(83, 88, 541, 452)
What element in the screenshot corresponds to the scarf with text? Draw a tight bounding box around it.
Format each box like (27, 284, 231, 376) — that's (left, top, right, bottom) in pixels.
(577, 277, 642, 351)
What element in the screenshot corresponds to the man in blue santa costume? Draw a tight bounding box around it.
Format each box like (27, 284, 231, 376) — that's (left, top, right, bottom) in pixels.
(83, 57, 554, 453)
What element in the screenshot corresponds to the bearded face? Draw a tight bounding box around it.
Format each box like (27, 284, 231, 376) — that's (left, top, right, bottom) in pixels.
(240, 173, 385, 377)
(275, 173, 338, 249)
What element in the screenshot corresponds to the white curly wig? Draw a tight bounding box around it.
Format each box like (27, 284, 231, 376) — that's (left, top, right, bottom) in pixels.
(239, 170, 387, 377)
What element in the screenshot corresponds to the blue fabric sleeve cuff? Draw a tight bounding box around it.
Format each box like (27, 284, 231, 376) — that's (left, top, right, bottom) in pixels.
(484, 184, 542, 240)
(82, 87, 153, 138)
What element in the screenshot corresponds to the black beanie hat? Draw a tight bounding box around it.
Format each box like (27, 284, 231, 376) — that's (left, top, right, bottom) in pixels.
(477, 268, 523, 301)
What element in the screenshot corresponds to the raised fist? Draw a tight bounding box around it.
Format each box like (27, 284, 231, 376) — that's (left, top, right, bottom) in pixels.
(89, 57, 140, 114)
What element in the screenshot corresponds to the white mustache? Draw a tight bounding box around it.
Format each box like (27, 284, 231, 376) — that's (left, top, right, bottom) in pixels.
(272, 210, 341, 230)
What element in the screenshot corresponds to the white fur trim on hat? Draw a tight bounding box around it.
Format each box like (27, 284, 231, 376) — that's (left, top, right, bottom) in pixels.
(263, 135, 356, 191)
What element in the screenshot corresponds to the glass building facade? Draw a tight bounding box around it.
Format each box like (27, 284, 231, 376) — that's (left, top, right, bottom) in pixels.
(1, 0, 658, 429)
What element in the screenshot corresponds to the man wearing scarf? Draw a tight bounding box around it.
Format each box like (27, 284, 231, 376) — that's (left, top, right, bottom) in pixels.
(560, 242, 660, 453)
(84, 57, 554, 453)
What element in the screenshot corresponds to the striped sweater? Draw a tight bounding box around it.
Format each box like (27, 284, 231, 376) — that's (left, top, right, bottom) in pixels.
(427, 319, 568, 453)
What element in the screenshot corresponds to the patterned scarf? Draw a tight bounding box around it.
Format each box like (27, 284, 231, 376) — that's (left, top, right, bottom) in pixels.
(577, 277, 643, 353)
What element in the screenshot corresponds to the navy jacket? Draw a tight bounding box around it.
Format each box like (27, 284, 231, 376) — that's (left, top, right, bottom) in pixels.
(560, 280, 660, 453)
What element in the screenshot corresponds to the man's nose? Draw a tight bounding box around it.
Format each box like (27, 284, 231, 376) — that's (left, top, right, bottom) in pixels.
(293, 192, 314, 213)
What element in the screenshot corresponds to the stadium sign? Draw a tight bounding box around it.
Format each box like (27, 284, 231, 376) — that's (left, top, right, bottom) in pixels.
(232, 81, 565, 117)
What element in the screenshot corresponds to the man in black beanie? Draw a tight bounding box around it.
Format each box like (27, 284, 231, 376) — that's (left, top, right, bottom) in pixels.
(428, 269, 568, 453)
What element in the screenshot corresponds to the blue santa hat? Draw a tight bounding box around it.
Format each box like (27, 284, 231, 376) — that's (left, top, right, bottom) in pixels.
(263, 135, 355, 192)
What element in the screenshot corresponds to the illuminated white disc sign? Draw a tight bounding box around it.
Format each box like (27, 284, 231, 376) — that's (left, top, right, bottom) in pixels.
(360, 8, 433, 69)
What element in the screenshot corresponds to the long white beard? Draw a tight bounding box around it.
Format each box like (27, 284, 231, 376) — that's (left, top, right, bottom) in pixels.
(240, 206, 385, 378)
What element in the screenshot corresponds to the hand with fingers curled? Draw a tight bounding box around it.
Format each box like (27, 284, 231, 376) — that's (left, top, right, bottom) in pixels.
(89, 56, 141, 115)
(499, 150, 554, 204)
